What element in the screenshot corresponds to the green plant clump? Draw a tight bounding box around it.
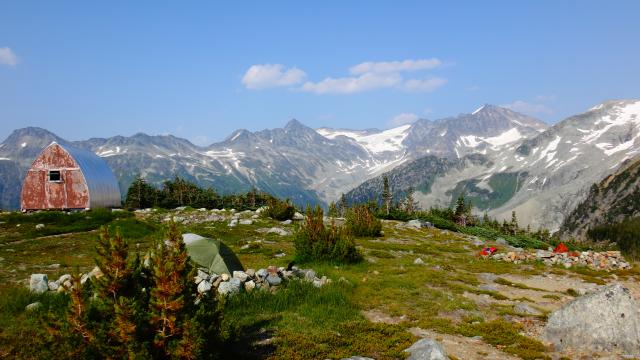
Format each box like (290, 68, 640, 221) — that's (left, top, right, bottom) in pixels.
(264, 198, 296, 221)
(294, 206, 362, 263)
(345, 205, 382, 237)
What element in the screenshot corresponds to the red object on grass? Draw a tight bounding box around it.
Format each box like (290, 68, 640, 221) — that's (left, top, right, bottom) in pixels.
(480, 247, 497, 256)
(553, 242, 569, 253)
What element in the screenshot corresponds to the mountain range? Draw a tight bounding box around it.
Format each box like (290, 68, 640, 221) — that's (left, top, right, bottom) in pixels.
(1, 100, 639, 233)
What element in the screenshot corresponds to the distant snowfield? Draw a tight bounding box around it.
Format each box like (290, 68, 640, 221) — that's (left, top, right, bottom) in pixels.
(316, 124, 411, 154)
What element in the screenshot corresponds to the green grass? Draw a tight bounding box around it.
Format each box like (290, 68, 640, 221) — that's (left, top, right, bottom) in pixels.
(0, 208, 616, 359)
(0, 209, 134, 244)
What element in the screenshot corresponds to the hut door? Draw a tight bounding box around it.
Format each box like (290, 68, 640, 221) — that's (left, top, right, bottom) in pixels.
(45, 169, 67, 209)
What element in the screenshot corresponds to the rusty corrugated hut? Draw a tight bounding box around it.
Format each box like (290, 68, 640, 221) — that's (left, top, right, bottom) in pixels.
(21, 142, 121, 211)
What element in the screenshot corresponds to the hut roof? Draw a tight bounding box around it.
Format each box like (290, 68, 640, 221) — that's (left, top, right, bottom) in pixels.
(49, 142, 121, 208)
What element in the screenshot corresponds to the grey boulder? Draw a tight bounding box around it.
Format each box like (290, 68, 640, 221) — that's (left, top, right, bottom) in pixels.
(404, 338, 449, 360)
(29, 274, 49, 293)
(544, 284, 640, 353)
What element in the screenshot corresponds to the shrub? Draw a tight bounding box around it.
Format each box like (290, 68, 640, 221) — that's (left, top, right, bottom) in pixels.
(60, 223, 224, 359)
(345, 205, 382, 237)
(294, 206, 361, 263)
(264, 198, 295, 221)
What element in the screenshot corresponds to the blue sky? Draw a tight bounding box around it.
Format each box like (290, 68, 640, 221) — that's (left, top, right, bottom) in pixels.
(1, 1, 639, 145)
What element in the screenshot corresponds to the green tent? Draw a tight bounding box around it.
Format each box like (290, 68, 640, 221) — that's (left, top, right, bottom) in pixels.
(183, 233, 244, 275)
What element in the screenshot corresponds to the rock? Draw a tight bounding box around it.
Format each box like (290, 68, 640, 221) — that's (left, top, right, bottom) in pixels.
(496, 237, 508, 245)
(304, 269, 316, 281)
(194, 269, 209, 284)
(414, 258, 425, 265)
(478, 273, 498, 282)
(25, 302, 42, 311)
(281, 219, 292, 225)
(197, 280, 212, 294)
(239, 219, 253, 225)
(478, 284, 498, 292)
(244, 280, 256, 292)
(266, 273, 282, 286)
(48, 281, 60, 291)
(228, 219, 238, 227)
(404, 338, 449, 360)
(514, 303, 542, 316)
(35, 223, 45, 230)
(256, 268, 268, 279)
(406, 219, 428, 229)
(218, 278, 242, 296)
(544, 284, 640, 352)
(274, 252, 286, 258)
(267, 227, 290, 236)
(221, 273, 230, 281)
(293, 212, 305, 220)
(246, 268, 255, 277)
(341, 357, 374, 360)
(29, 274, 48, 293)
(233, 271, 249, 282)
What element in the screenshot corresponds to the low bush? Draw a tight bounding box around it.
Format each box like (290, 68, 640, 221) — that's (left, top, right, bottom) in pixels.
(345, 205, 382, 237)
(294, 206, 362, 263)
(264, 198, 295, 221)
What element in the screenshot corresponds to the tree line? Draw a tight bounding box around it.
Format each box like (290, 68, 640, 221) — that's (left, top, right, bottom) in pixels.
(124, 176, 276, 210)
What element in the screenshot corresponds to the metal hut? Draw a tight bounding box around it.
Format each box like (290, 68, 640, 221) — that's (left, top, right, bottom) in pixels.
(20, 142, 121, 211)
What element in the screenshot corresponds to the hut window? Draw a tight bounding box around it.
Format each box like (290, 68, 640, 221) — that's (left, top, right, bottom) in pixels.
(48, 170, 61, 182)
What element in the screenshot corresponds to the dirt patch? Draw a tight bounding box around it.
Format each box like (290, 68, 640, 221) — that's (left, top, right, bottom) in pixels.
(408, 327, 519, 360)
(362, 309, 407, 324)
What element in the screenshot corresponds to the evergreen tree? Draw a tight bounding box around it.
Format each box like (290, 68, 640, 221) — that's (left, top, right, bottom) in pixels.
(381, 175, 392, 215)
(125, 175, 158, 209)
(339, 193, 348, 217)
(403, 186, 418, 214)
(149, 222, 196, 356)
(454, 193, 466, 217)
(328, 201, 339, 217)
(511, 210, 519, 235)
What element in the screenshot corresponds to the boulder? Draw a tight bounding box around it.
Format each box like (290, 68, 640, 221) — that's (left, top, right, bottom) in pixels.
(244, 280, 256, 292)
(35, 223, 45, 230)
(404, 338, 449, 360)
(233, 271, 249, 282)
(239, 219, 253, 225)
(25, 302, 42, 311)
(29, 274, 49, 293)
(228, 219, 238, 227)
(293, 212, 305, 221)
(197, 280, 212, 294)
(281, 219, 292, 225)
(406, 219, 428, 229)
(544, 284, 640, 353)
(267, 227, 290, 236)
(341, 357, 374, 360)
(218, 278, 242, 296)
(266, 273, 282, 286)
(414, 258, 425, 265)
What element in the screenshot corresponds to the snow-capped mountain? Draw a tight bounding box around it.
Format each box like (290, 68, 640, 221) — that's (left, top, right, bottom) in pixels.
(0, 104, 550, 213)
(346, 99, 640, 232)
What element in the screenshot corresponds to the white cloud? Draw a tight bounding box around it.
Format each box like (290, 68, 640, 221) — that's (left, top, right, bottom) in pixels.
(242, 58, 447, 95)
(0, 47, 18, 66)
(403, 77, 447, 92)
(502, 100, 554, 115)
(242, 64, 306, 89)
(301, 72, 402, 94)
(389, 113, 419, 127)
(349, 58, 441, 75)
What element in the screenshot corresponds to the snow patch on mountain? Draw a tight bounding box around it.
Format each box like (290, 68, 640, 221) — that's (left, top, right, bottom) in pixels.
(316, 125, 411, 154)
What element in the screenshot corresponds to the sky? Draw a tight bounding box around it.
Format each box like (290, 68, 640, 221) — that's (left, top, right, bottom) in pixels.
(1, 1, 639, 146)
